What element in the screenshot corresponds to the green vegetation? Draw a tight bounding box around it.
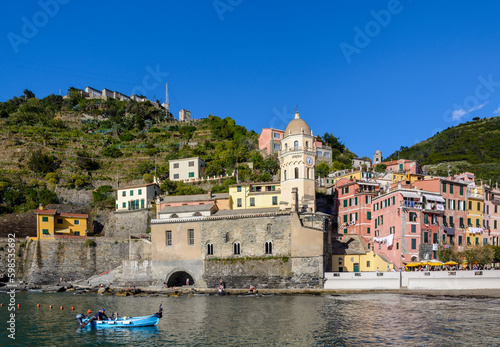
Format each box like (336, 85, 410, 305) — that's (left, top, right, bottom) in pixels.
(386, 117, 500, 182)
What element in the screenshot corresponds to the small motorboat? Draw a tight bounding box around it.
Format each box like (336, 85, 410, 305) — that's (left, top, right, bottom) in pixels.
(76, 302, 162, 329)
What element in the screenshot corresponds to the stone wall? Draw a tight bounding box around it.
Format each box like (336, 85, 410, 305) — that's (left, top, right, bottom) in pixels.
(102, 209, 152, 238)
(55, 187, 94, 206)
(22, 237, 129, 284)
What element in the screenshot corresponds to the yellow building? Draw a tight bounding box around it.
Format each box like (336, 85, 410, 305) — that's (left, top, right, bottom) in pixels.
(35, 207, 89, 240)
(466, 185, 484, 247)
(229, 182, 281, 209)
(332, 251, 394, 272)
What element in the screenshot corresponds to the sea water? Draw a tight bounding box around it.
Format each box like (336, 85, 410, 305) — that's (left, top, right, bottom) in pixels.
(1, 291, 500, 346)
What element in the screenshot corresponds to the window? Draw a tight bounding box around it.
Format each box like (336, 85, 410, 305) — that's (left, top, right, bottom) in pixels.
(283, 170, 287, 180)
(344, 199, 348, 207)
(476, 219, 480, 227)
(433, 233, 438, 243)
(207, 243, 214, 255)
(188, 229, 194, 245)
(42, 229, 49, 235)
(265, 241, 273, 254)
(274, 132, 281, 139)
(166, 231, 172, 246)
(467, 236, 471, 245)
(469, 201, 472, 210)
(411, 224, 416, 233)
(42, 216, 49, 222)
(141, 199, 145, 209)
(459, 217, 464, 228)
(293, 140, 299, 149)
(349, 198, 352, 207)
(237, 186, 241, 192)
(424, 232, 429, 243)
(495, 220, 497, 229)
(57, 219, 63, 224)
(173, 163, 179, 168)
(237, 198, 242, 207)
(354, 197, 358, 206)
(233, 242, 241, 255)
(74, 220, 80, 225)
(477, 202, 481, 211)
(343, 215, 348, 223)
(173, 174, 179, 179)
(458, 235, 463, 246)
(424, 214, 429, 224)
(442, 234, 446, 243)
(122, 202, 126, 208)
(138, 189, 142, 195)
(460, 186, 464, 195)
(411, 239, 416, 249)
(188, 172, 194, 178)
(367, 212, 371, 220)
(294, 167, 299, 179)
(272, 196, 278, 205)
(367, 227, 371, 234)
(396, 242, 399, 250)
(130, 190, 134, 196)
(442, 182, 446, 193)
(449, 184, 454, 194)
(345, 186, 349, 193)
(122, 191, 126, 197)
(188, 161, 194, 167)
(449, 216, 453, 226)
(409, 212, 417, 222)
(250, 198, 255, 207)
(468, 218, 471, 226)
(367, 261, 371, 268)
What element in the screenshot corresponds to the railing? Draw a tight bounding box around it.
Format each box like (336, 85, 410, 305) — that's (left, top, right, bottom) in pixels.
(401, 200, 422, 209)
(279, 146, 316, 155)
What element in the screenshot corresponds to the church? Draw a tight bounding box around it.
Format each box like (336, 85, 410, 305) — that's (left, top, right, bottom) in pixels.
(143, 112, 335, 289)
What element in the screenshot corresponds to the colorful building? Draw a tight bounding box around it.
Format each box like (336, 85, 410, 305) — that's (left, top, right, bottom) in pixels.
(229, 182, 281, 210)
(382, 159, 422, 175)
(485, 186, 500, 245)
(35, 207, 88, 239)
(169, 157, 206, 182)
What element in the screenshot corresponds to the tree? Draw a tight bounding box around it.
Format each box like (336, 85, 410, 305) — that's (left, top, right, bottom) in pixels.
(27, 149, 59, 174)
(315, 162, 330, 178)
(23, 89, 35, 100)
(76, 150, 100, 171)
(321, 132, 345, 152)
(374, 163, 387, 173)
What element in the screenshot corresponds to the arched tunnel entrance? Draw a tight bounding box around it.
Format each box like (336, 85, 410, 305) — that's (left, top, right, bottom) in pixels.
(166, 271, 194, 287)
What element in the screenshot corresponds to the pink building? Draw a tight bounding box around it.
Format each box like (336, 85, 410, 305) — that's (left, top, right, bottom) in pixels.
(334, 178, 379, 247)
(383, 159, 422, 175)
(485, 186, 500, 245)
(413, 178, 468, 252)
(259, 128, 285, 156)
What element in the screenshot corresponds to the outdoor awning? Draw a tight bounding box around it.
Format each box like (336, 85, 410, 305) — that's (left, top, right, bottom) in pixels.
(55, 228, 71, 234)
(444, 227, 455, 235)
(468, 227, 483, 234)
(400, 191, 420, 199)
(422, 194, 445, 203)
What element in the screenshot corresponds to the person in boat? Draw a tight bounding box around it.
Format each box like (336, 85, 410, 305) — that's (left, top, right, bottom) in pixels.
(94, 308, 109, 321)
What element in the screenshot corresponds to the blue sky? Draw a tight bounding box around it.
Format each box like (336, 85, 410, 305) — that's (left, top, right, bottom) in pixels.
(2, 1, 500, 159)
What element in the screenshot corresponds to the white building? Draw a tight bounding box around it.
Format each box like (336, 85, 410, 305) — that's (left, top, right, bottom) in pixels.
(169, 157, 206, 181)
(116, 183, 160, 211)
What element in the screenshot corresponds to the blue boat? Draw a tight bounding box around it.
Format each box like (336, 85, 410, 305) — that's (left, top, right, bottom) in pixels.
(76, 303, 163, 329)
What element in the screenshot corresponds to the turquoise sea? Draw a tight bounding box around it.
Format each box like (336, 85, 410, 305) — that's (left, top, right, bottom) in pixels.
(1, 291, 500, 346)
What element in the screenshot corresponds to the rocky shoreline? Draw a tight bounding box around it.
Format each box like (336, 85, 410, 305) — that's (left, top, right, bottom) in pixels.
(2, 282, 500, 299)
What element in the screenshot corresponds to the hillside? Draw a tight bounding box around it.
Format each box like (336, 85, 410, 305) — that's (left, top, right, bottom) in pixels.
(0, 89, 355, 215)
(386, 117, 500, 182)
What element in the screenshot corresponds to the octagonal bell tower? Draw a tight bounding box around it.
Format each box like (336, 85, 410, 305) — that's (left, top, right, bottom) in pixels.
(279, 111, 316, 212)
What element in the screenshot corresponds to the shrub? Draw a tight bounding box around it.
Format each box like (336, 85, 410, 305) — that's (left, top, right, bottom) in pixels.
(29, 179, 39, 187)
(143, 173, 154, 183)
(45, 172, 59, 182)
(102, 147, 123, 158)
(84, 239, 96, 247)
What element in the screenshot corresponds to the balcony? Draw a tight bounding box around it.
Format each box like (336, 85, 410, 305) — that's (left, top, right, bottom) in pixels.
(401, 200, 422, 209)
(279, 146, 316, 155)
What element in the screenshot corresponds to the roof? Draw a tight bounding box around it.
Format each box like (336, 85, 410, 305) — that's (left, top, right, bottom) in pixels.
(159, 204, 215, 214)
(284, 112, 312, 137)
(60, 213, 89, 218)
(117, 183, 159, 191)
(229, 182, 280, 187)
(213, 207, 280, 216)
(35, 209, 57, 215)
(168, 157, 205, 163)
(162, 193, 229, 203)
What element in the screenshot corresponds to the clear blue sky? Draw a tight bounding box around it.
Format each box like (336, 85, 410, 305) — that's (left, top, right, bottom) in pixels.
(2, 1, 500, 159)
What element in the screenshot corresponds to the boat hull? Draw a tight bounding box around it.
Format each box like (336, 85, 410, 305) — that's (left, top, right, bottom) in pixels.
(82, 314, 160, 328)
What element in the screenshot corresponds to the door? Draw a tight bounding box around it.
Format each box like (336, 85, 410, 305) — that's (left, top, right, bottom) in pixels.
(353, 263, 360, 272)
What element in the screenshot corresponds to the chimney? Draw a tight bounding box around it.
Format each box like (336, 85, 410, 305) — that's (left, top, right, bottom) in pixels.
(208, 190, 212, 199)
(39, 204, 43, 210)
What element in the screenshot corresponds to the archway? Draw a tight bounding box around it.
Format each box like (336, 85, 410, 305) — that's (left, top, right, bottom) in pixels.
(166, 271, 194, 287)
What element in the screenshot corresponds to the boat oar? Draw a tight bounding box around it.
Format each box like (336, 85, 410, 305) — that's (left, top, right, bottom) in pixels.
(77, 316, 95, 330)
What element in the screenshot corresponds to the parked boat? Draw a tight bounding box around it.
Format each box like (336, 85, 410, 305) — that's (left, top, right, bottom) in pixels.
(76, 303, 162, 329)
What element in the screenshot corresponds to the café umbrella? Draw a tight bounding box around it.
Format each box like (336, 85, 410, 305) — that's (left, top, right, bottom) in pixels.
(444, 261, 459, 266)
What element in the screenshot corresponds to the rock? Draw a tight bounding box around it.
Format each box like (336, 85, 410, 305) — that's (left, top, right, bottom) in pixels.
(42, 286, 65, 293)
(97, 288, 106, 294)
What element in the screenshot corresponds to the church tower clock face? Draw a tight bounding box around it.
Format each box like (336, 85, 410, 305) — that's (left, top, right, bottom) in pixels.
(306, 156, 313, 166)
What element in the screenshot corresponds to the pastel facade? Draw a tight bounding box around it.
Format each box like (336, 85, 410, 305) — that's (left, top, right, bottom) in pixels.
(229, 182, 281, 209)
(259, 128, 284, 156)
(116, 183, 160, 211)
(169, 157, 206, 181)
(383, 159, 422, 175)
(332, 251, 394, 272)
(485, 187, 500, 245)
(35, 208, 88, 239)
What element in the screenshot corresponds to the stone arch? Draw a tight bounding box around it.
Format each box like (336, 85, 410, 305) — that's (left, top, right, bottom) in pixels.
(165, 269, 195, 287)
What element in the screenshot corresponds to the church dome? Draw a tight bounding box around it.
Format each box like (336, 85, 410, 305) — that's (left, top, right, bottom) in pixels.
(284, 111, 312, 137)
